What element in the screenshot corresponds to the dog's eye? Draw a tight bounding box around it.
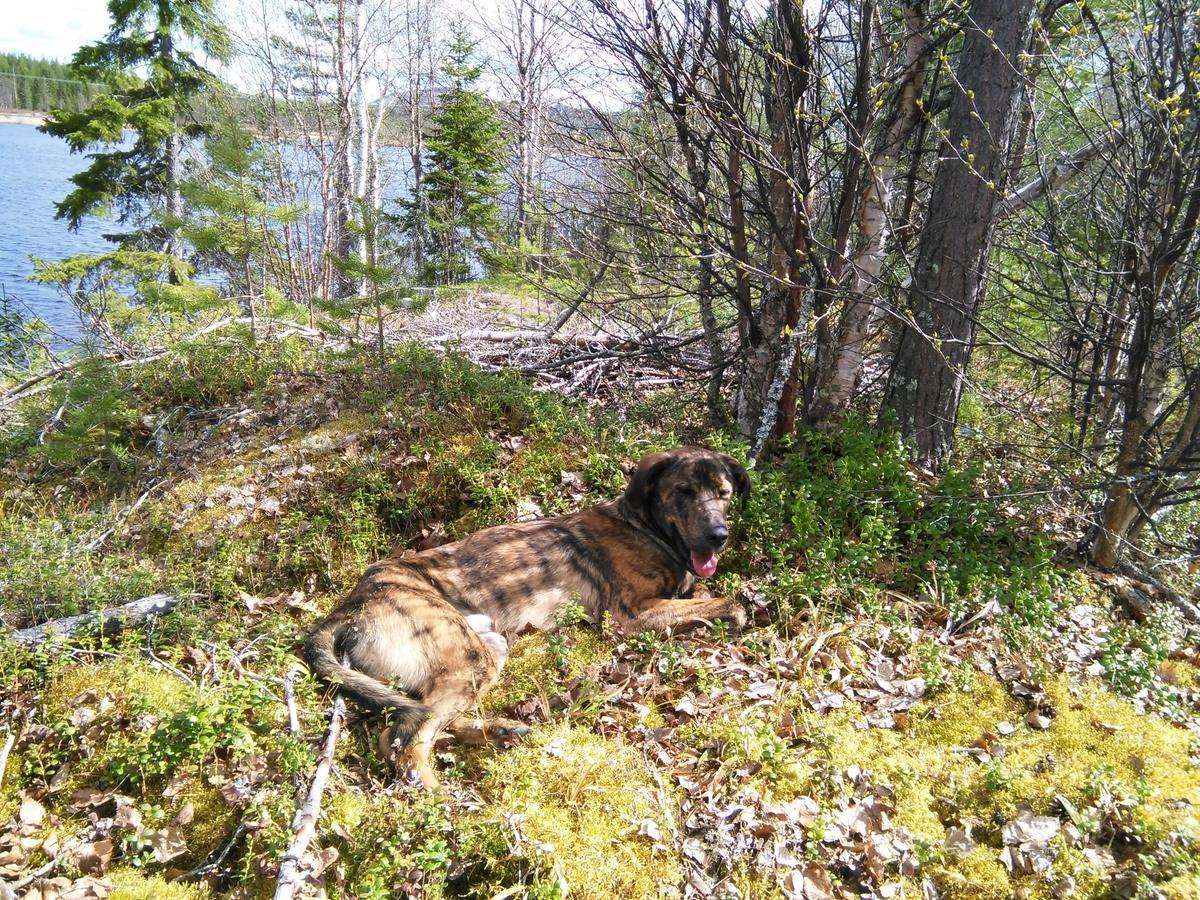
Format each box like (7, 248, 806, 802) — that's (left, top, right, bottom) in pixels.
(677, 486, 695, 497)
(718, 489, 732, 500)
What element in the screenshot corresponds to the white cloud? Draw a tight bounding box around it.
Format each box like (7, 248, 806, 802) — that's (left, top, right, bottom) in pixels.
(1, 0, 110, 62)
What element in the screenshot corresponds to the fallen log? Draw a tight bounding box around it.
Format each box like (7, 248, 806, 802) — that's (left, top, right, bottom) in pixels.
(1, 317, 335, 408)
(1115, 562, 1200, 625)
(8, 594, 183, 646)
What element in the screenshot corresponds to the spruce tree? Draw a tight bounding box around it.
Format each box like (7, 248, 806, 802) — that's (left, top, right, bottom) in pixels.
(406, 30, 507, 284)
(181, 118, 299, 341)
(40, 0, 230, 260)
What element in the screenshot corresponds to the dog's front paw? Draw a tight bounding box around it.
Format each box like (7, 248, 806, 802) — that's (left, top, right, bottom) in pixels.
(715, 603, 748, 631)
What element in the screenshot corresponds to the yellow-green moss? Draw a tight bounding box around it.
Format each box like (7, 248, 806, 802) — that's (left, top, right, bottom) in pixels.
(797, 671, 1200, 898)
(678, 710, 810, 798)
(926, 846, 1011, 900)
(464, 723, 683, 899)
(325, 789, 374, 832)
(484, 628, 612, 713)
(726, 863, 786, 899)
(106, 869, 208, 899)
(1161, 659, 1199, 689)
(172, 781, 240, 867)
(799, 674, 1019, 843)
(1163, 872, 1200, 899)
(41, 658, 194, 718)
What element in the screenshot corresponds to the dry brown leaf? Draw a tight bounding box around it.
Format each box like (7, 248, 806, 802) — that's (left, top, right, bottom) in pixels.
(149, 826, 187, 863)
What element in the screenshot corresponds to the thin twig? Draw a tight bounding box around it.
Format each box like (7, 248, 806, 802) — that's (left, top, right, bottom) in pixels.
(273, 690, 346, 900)
(9, 860, 56, 892)
(283, 667, 302, 737)
(173, 823, 247, 884)
(144, 647, 197, 687)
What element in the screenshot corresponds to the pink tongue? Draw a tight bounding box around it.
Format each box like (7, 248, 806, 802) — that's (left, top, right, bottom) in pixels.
(690, 551, 719, 578)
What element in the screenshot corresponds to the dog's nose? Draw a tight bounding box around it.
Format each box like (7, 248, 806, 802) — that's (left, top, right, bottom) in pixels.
(707, 524, 729, 548)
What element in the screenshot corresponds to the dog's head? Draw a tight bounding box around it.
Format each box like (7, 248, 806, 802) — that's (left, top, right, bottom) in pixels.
(622, 447, 750, 578)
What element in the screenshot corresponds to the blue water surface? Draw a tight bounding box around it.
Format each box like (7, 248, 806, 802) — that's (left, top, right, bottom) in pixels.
(0, 122, 131, 346)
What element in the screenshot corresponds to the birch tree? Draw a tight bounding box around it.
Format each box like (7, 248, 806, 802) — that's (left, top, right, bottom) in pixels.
(806, 1, 929, 427)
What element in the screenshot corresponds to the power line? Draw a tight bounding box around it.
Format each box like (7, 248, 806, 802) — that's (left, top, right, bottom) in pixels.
(0, 71, 107, 90)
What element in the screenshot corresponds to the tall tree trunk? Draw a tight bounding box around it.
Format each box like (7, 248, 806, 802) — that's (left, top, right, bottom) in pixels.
(714, 0, 754, 348)
(734, 0, 811, 439)
(880, 0, 1036, 470)
(333, 0, 357, 299)
(807, 2, 927, 427)
(159, 7, 182, 270)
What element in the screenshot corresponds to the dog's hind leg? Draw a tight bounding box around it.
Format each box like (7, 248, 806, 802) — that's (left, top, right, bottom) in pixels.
(404, 671, 497, 787)
(398, 617, 506, 788)
(444, 715, 532, 747)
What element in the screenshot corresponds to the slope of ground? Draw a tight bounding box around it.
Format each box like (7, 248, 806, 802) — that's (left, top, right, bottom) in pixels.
(0, 331, 1197, 899)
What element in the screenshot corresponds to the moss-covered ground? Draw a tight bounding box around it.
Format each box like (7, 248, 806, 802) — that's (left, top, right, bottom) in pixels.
(1, 333, 1197, 898)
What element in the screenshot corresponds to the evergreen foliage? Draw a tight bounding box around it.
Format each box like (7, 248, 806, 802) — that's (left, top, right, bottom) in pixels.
(0, 52, 105, 112)
(181, 118, 299, 336)
(403, 29, 507, 285)
(38, 0, 231, 252)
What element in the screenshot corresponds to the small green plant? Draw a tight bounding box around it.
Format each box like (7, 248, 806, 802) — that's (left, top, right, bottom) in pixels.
(916, 640, 949, 694)
(722, 417, 1064, 642)
(105, 681, 267, 789)
(1099, 613, 1184, 717)
(983, 759, 1017, 792)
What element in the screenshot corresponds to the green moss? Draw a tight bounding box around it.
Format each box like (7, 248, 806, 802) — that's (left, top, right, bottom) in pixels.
(106, 869, 208, 899)
(323, 787, 456, 898)
(678, 710, 809, 798)
(926, 846, 1011, 900)
(41, 658, 193, 717)
(172, 781, 239, 867)
(462, 724, 683, 899)
(1161, 659, 1199, 689)
(800, 671, 1200, 897)
(1164, 872, 1200, 899)
(485, 627, 613, 713)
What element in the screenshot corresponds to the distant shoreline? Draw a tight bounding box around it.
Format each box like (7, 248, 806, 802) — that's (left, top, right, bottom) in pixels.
(0, 110, 47, 126)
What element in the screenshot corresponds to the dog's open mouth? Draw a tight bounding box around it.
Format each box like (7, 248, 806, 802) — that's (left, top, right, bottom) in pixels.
(689, 550, 719, 578)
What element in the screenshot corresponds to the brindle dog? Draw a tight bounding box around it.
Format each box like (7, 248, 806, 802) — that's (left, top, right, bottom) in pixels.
(304, 446, 750, 786)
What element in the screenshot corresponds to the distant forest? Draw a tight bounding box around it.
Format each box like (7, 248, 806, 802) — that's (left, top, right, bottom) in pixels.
(0, 52, 104, 112)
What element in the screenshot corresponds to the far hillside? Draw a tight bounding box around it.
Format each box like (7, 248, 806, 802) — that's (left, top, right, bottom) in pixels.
(0, 52, 105, 113)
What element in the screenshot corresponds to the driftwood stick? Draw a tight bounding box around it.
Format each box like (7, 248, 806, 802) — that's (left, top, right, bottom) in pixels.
(9, 594, 182, 646)
(0, 730, 15, 791)
(273, 691, 346, 900)
(283, 667, 302, 737)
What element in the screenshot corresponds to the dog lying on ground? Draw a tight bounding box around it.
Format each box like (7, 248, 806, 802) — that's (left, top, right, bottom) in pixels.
(303, 446, 750, 786)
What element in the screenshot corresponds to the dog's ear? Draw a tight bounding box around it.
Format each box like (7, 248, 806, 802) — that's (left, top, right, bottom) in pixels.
(720, 454, 751, 507)
(625, 451, 674, 512)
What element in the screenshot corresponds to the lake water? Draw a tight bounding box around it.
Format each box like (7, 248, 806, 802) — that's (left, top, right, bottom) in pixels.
(0, 122, 121, 346)
(1, 121, 583, 349)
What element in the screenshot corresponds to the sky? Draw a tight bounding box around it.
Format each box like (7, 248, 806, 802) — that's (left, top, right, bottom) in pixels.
(0, 0, 619, 105)
(3, 1, 111, 62)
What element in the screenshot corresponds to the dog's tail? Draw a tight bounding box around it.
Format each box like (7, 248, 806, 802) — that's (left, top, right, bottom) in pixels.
(303, 616, 429, 748)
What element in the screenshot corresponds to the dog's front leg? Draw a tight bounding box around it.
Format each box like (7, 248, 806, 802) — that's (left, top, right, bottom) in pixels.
(619, 596, 746, 635)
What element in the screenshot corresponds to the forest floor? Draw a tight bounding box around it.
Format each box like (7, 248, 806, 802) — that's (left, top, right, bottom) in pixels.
(1, 295, 1198, 899)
